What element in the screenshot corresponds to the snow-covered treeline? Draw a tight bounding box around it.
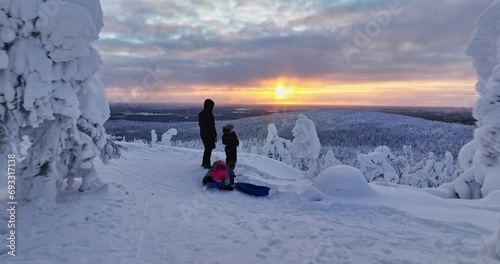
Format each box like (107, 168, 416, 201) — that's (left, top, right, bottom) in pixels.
(105, 110, 474, 163)
(357, 146, 461, 188)
(0, 0, 121, 204)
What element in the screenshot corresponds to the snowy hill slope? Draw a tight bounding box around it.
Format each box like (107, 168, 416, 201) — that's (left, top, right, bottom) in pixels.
(1, 143, 499, 263)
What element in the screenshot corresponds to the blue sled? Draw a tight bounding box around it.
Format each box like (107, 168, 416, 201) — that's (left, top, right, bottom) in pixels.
(206, 182, 221, 189)
(235, 183, 271, 197)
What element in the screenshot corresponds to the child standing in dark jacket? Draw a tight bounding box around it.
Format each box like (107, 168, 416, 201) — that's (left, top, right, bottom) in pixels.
(222, 124, 239, 183)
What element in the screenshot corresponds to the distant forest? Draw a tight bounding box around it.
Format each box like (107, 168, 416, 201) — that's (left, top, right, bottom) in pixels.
(104, 107, 475, 165)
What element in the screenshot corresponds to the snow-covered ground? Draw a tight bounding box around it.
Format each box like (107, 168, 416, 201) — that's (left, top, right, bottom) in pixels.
(1, 142, 499, 263)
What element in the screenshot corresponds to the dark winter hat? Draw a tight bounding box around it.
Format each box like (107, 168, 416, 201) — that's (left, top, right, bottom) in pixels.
(203, 99, 215, 111)
(223, 124, 234, 133)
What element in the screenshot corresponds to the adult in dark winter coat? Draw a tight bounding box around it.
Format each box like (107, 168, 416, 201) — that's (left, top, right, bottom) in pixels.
(198, 99, 217, 168)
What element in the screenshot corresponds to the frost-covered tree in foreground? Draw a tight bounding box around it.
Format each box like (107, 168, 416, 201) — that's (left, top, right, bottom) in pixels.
(290, 114, 321, 176)
(0, 0, 121, 204)
(455, 0, 500, 199)
(262, 123, 291, 164)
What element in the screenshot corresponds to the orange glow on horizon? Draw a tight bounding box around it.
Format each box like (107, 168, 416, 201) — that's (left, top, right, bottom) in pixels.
(106, 77, 478, 108)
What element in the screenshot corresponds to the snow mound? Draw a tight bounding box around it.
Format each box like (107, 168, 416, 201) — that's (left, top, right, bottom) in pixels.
(423, 182, 458, 199)
(482, 221, 500, 261)
(300, 186, 327, 202)
(314, 165, 375, 197)
(481, 190, 500, 206)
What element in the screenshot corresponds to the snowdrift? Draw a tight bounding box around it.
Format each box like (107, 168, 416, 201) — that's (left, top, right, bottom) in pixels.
(314, 165, 376, 197)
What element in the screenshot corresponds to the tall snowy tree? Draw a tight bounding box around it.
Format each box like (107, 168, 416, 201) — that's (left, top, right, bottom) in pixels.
(262, 123, 291, 164)
(0, 0, 121, 204)
(442, 151, 457, 183)
(455, 0, 500, 198)
(402, 145, 415, 167)
(151, 129, 158, 145)
(290, 114, 321, 176)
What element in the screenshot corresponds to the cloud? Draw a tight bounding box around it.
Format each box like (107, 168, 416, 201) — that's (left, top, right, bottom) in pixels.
(95, 0, 493, 105)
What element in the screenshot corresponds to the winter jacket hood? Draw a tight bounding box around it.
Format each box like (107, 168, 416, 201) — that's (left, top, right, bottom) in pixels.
(203, 99, 215, 112)
(223, 124, 234, 134)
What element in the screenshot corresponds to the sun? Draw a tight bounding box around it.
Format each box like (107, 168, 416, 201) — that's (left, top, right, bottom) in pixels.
(275, 85, 286, 99)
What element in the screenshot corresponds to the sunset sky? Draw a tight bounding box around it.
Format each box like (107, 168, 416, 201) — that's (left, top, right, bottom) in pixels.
(95, 0, 492, 107)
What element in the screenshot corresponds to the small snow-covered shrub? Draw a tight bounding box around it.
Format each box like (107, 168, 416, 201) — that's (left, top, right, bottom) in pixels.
(319, 149, 342, 172)
(262, 123, 291, 164)
(358, 152, 398, 183)
(391, 156, 410, 184)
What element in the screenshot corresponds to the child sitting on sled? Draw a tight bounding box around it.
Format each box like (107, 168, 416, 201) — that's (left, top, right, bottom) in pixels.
(202, 160, 234, 191)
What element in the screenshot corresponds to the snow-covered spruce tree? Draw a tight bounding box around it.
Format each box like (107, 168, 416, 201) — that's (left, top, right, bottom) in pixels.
(391, 156, 410, 184)
(319, 149, 341, 172)
(441, 152, 463, 186)
(376, 146, 412, 184)
(423, 153, 443, 188)
(442, 151, 453, 180)
(402, 145, 415, 167)
(454, 0, 500, 199)
(161, 128, 177, 146)
(0, 0, 122, 203)
(151, 129, 158, 145)
(262, 123, 291, 164)
(374, 146, 396, 161)
(406, 152, 444, 188)
(357, 151, 399, 183)
(290, 114, 321, 176)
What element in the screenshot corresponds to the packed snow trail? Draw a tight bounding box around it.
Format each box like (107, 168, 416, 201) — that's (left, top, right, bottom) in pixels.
(1, 143, 499, 263)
